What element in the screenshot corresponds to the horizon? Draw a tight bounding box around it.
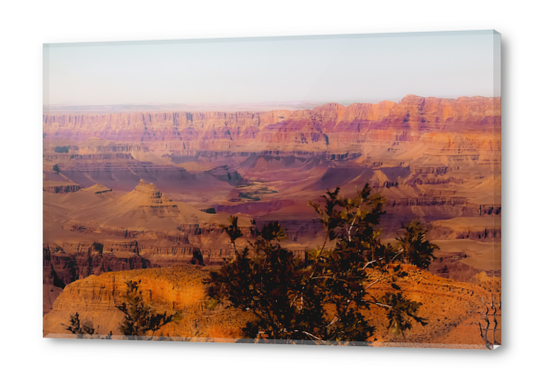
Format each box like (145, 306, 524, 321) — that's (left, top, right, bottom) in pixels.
(43, 31, 500, 108)
(43, 93, 501, 115)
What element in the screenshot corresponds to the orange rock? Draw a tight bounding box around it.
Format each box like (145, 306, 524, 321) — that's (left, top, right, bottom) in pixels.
(43, 95, 501, 151)
(43, 265, 500, 348)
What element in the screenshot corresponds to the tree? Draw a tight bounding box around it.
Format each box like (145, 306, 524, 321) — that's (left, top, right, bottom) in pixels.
(115, 280, 181, 339)
(396, 221, 438, 269)
(208, 184, 439, 344)
(62, 312, 95, 338)
(52, 164, 60, 174)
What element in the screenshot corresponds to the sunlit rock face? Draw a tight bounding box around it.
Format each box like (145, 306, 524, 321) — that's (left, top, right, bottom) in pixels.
(43, 265, 500, 347)
(43, 95, 500, 149)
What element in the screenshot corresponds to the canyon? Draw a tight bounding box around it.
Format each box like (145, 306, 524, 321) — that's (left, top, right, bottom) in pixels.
(43, 95, 501, 344)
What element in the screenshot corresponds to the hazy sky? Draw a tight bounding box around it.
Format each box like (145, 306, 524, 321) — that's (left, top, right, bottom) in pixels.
(43, 30, 500, 107)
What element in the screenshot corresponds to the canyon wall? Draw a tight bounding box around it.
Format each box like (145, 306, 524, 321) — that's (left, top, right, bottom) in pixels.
(43, 242, 152, 288)
(43, 95, 501, 152)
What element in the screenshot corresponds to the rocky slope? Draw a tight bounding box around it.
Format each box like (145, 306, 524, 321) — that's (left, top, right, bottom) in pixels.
(43, 266, 500, 347)
(43, 266, 254, 341)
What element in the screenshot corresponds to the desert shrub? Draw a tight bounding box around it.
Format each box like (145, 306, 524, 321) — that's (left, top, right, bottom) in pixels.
(116, 280, 181, 339)
(396, 221, 438, 269)
(54, 146, 69, 153)
(62, 312, 95, 338)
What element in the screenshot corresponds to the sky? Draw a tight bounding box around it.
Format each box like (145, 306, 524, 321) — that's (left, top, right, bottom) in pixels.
(43, 30, 500, 108)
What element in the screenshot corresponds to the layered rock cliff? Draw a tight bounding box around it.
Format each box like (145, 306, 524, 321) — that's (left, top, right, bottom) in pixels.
(43, 242, 152, 288)
(43, 182, 82, 193)
(43, 96, 501, 151)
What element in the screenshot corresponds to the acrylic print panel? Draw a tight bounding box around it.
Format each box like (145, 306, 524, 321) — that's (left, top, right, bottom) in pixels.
(42, 30, 501, 349)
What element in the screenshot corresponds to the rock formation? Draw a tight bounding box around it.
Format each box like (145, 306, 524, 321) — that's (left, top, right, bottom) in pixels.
(42, 97, 501, 162)
(80, 183, 112, 194)
(43, 242, 152, 289)
(43, 266, 254, 340)
(43, 181, 82, 193)
(43, 265, 500, 347)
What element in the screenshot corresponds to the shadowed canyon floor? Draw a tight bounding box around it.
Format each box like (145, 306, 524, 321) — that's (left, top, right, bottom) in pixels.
(43, 95, 501, 345)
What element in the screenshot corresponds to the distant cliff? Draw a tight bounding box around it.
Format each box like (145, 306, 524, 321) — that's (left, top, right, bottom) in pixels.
(43, 95, 501, 151)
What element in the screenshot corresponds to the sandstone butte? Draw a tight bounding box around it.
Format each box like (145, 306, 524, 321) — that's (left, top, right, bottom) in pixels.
(43, 265, 501, 348)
